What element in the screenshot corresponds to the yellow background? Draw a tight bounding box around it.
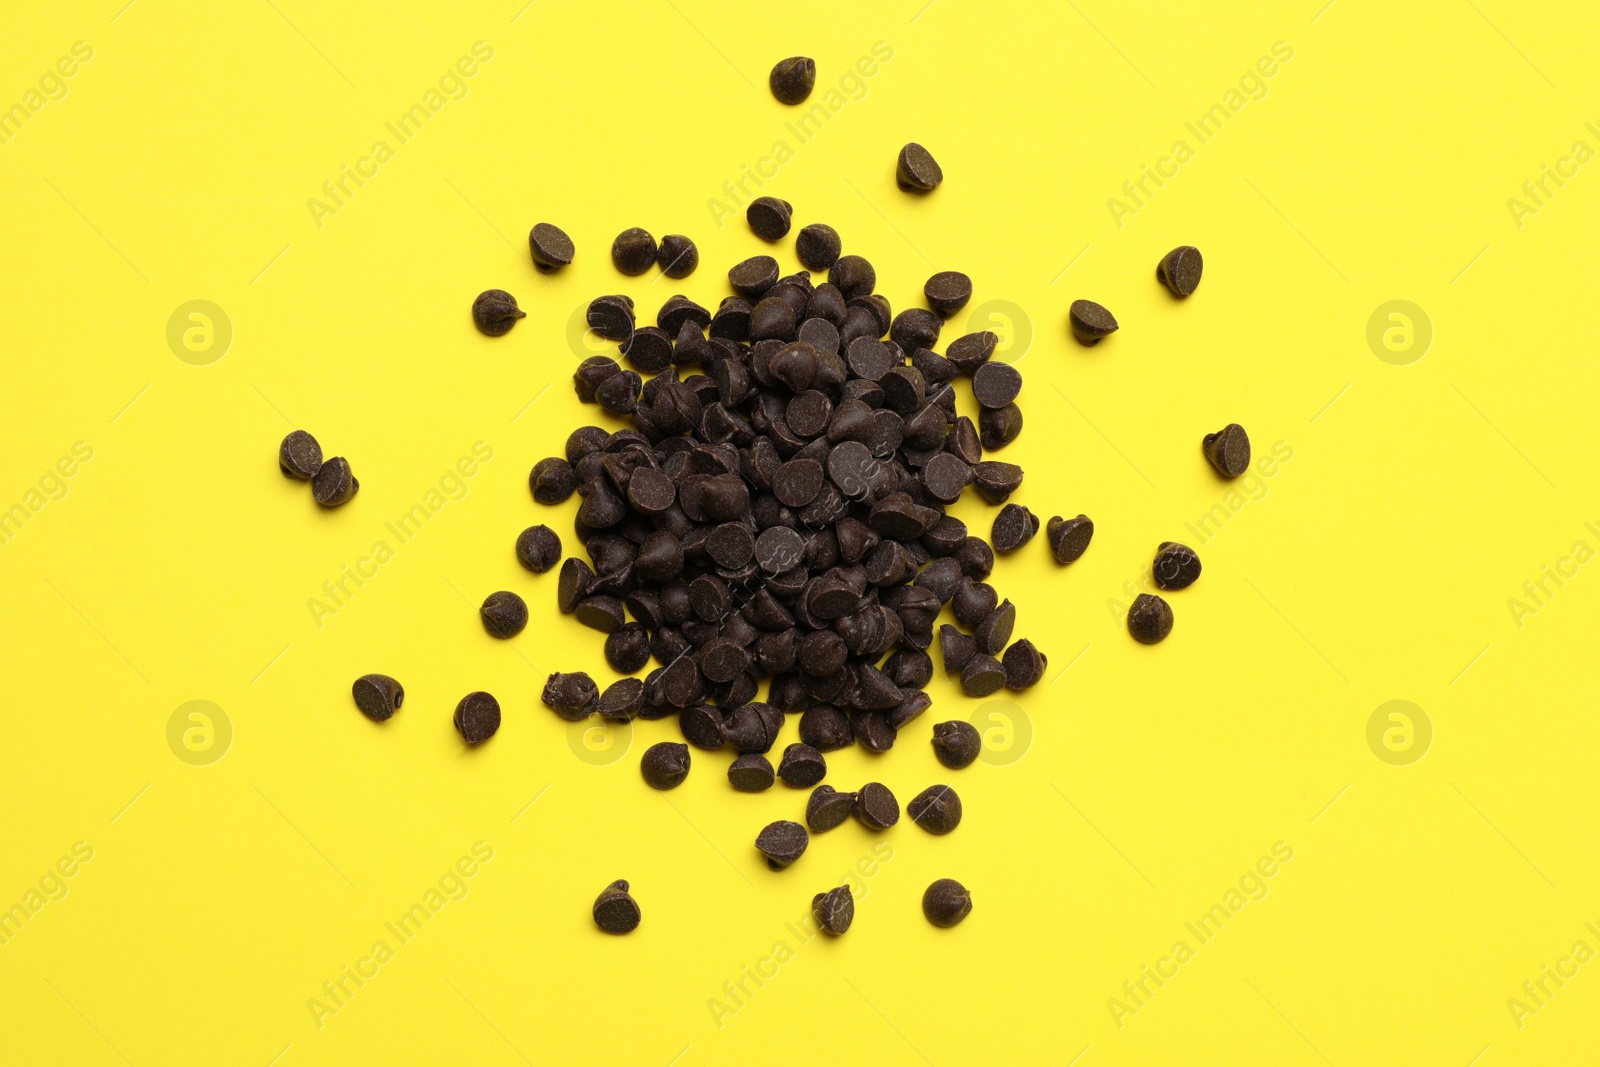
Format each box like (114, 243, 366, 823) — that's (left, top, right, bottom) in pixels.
(3, 0, 1598, 1063)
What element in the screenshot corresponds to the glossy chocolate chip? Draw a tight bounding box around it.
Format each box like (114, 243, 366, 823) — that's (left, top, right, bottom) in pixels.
(352, 673, 403, 722)
(1128, 593, 1174, 644)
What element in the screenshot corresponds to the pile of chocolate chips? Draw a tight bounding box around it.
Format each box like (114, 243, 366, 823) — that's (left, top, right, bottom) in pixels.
(521, 227, 1051, 753)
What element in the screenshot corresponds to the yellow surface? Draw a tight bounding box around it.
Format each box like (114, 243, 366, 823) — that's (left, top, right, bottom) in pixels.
(3, 1, 1599, 1063)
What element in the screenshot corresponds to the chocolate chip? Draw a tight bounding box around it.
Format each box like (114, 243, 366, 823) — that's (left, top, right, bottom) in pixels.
(806, 784, 857, 831)
(990, 504, 1039, 553)
(542, 672, 599, 720)
(729, 753, 777, 792)
(890, 308, 941, 353)
(951, 579, 998, 628)
(971, 361, 1022, 409)
(1001, 638, 1046, 689)
(923, 878, 972, 927)
(480, 591, 528, 638)
(884, 648, 933, 689)
(679, 703, 725, 748)
(622, 326, 674, 372)
(908, 784, 962, 834)
(954, 536, 994, 579)
(453, 691, 501, 745)
(516, 525, 562, 573)
(924, 271, 972, 317)
(351, 673, 403, 722)
(777, 743, 827, 787)
(975, 599, 1015, 655)
(812, 885, 854, 935)
(972, 461, 1023, 504)
(1069, 299, 1118, 345)
(605, 623, 651, 672)
(1128, 593, 1174, 644)
(1153, 542, 1202, 590)
(854, 782, 899, 830)
(593, 879, 640, 934)
(729, 255, 780, 297)
(747, 196, 793, 241)
(587, 295, 635, 341)
(279, 430, 323, 479)
(472, 289, 525, 336)
(978, 404, 1023, 450)
(931, 720, 981, 769)
(828, 255, 876, 300)
(530, 457, 576, 504)
(921, 453, 972, 504)
(641, 742, 690, 789)
(960, 654, 1004, 696)
(755, 820, 809, 869)
(1203, 423, 1251, 478)
(1157, 245, 1203, 297)
(896, 142, 943, 192)
(945, 330, 995, 374)
(799, 706, 853, 750)
(657, 234, 699, 278)
(769, 56, 816, 104)
(611, 227, 657, 275)
(528, 222, 574, 273)
(795, 223, 841, 270)
(852, 710, 897, 752)
(312, 457, 358, 506)
(1046, 514, 1093, 564)
(600, 678, 645, 720)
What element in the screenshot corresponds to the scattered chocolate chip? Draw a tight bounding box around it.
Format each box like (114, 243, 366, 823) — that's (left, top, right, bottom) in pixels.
(924, 271, 972, 317)
(528, 223, 574, 273)
(729, 255, 780, 297)
(972, 461, 1023, 503)
(971, 361, 1022, 409)
(990, 504, 1039, 553)
(747, 196, 793, 241)
(605, 622, 651, 672)
(480, 591, 528, 638)
(940, 624, 978, 673)
(769, 56, 816, 104)
(795, 223, 842, 270)
(806, 784, 858, 831)
(542, 671, 599, 720)
(1001, 638, 1046, 689)
(611, 228, 657, 275)
(854, 782, 899, 830)
(829, 255, 876, 300)
(1153, 542, 1202, 590)
(908, 784, 962, 834)
(641, 742, 690, 789)
(960, 653, 1004, 696)
(812, 884, 854, 934)
(600, 678, 645, 720)
(923, 878, 972, 927)
(453, 691, 501, 745)
(352, 673, 403, 722)
(587, 295, 635, 341)
(1203, 423, 1251, 478)
(312, 457, 358, 506)
(931, 720, 981, 769)
(529, 458, 576, 504)
(1046, 514, 1093, 564)
(657, 233, 699, 278)
(729, 753, 776, 792)
(778, 743, 827, 787)
(896, 142, 943, 192)
(593, 879, 640, 933)
(516, 525, 562, 573)
(1068, 299, 1118, 346)
(279, 430, 323, 479)
(1157, 245, 1203, 297)
(755, 820, 809, 869)
(1128, 593, 1174, 644)
(978, 403, 1023, 450)
(472, 289, 525, 336)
